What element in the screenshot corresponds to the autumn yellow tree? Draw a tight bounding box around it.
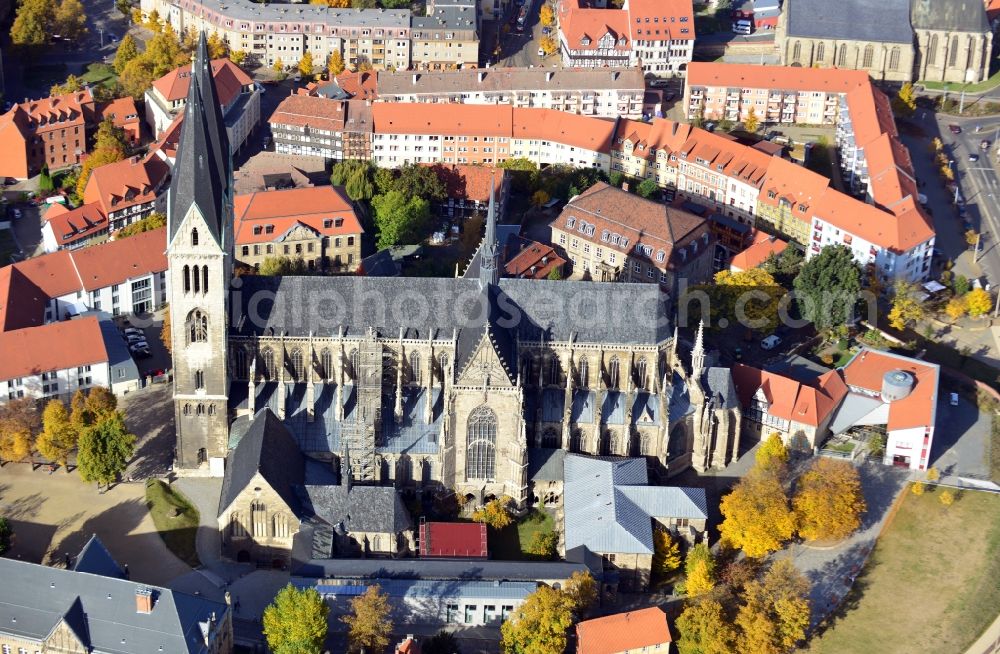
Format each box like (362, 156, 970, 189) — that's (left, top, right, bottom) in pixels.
(888, 280, 926, 331)
(719, 470, 795, 558)
(328, 50, 345, 76)
(911, 481, 925, 496)
(540, 3, 555, 26)
(0, 398, 39, 462)
(714, 268, 783, 332)
(563, 571, 597, 617)
(939, 489, 955, 506)
(736, 559, 811, 654)
(531, 190, 550, 207)
(76, 118, 128, 199)
(341, 585, 392, 654)
(675, 599, 737, 654)
(540, 35, 558, 56)
(298, 51, 314, 79)
(36, 400, 78, 466)
(682, 542, 716, 597)
(263, 584, 330, 654)
(793, 457, 866, 541)
(206, 31, 228, 58)
(500, 585, 575, 654)
(472, 496, 514, 530)
(754, 432, 788, 471)
(945, 296, 967, 321)
(744, 106, 760, 133)
(229, 49, 247, 65)
(966, 288, 992, 317)
(273, 57, 285, 74)
(926, 467, 940, 482)
(651, 529, 682, 581)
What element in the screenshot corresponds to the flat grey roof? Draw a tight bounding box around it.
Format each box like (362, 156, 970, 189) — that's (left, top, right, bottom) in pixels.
(378, 67, 645, 97)
(785, 0, 912, 43)
(293, 558, 592, 581)
(167, 0, 411, 28)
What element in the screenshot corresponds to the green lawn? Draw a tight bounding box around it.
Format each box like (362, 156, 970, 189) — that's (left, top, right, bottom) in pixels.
(919, 66, 1000, 93)
(806, 489, 1000, 654)
(490, 509, 556, 560)
(80, 63, 119, 92)
(145, 479, 201, 568)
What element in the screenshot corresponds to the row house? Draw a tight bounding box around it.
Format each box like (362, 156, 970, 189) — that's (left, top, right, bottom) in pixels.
(270, 94, 347, 161)
(145, 58, 260, 156)
(411, 0, 479, 70)
(376, 67, 645, 119)
(557, 0, 694, 77)
(549, 181, 713, 293)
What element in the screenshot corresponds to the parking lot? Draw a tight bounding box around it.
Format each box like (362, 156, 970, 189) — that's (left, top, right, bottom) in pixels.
(117, 309, 173, 381)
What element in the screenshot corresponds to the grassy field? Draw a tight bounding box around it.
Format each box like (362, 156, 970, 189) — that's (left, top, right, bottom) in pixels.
(491, 509, 556, 560)
(805, 489, 1000, 654)
(80, 63, 119, 93)
(145, 479, 201, 568)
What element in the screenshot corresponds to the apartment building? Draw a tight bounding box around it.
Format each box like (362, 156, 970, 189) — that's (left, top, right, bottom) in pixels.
(0, 89, 93, 179)
(557, 0, 694, 77)
(550, 182, 712, 291)
(141, 0, 414, 70)
(369, 103, 616, 170)
(41, 203, 110, 253)
(377, 67, 645, 119)
(411, 0, 479, 70)
(145, 58, 260, 155)
(270, 94, 347, 160)
(233, 186, 364, 272)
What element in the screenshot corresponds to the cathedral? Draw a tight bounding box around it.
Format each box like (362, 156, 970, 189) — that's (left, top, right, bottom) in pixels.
(167, 34, 740, 511)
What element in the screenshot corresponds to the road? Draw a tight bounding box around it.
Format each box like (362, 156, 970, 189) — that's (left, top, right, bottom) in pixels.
(494, 0, 549, 69)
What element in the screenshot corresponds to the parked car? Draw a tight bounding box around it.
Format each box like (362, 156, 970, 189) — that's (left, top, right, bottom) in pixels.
(649, 78, 670, 88)
(950, 392, 960, 406)
(760, 334, 782, 350)
(949, 124, 962, 134)
(537, 47, 545, 57)
(123, 327, 144, 337)
(969, 153, 979, 162)
(129, 343, 150, 356)
(541, 26, 552, 34)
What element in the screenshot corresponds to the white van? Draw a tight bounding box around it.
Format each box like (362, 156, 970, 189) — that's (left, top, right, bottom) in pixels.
(733, 20, 753, 34)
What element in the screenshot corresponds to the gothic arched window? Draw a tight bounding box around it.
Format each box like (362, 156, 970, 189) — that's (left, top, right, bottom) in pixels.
(232, 348, 248, 380)
(815, 42, 825, 62)
(183, 265, 191, 293)
(438, 352, 449, 382)
(888, 46, 900, 71)
(191, 228, 199, 246)
(791, 40, 801, 63)
(466, 406, 497, 481)
(837, 45, 847, 66)
(547, 356, 561, 386)
(202, 265, 209, 294)
(194, 370, 205, 390)
(409, 351, 421, 384)
(542, 428, 560, 448)
(349, 349, 360, 380)
(928, 35, 938, 65)
(251, 501, 267, 538)
(183, 403, 191, 416)
(636, 358, 648, 390)
(289, 348, 304, 380)
(577, 357, 589, 388)
(320, 348, 332, 381)
(196, 403, 205, 416)
(570, 429, 583, 452)
(272, 513, 289, 538)
(608, 357, 620, 389)
(187, 309, 208, 343)
(640, 433, 652, 456)
(260, 347, 274, 380)
(862, 44, 874, 69)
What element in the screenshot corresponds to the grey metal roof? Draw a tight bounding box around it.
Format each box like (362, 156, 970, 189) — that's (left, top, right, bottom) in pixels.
(165, 0, 410, 26)
(563, 454, 707, 555)
(292, 557, 593, 581)
(528, 448, 566, 482)
(0, 558, 227, 653)
(218, 408, 305, 516)
(96, 315, 139, 386)
(231, 275, 672, 346)
(826, 393, 887, 435)
(299, 483, 412, 535)
(297, 578, 536, 602)
(72, 535, 126, 580)
(412, 4, 477, 31)
(911, 0, 989, 33)
(379, 67, 645, 98)
(785, 0, 913, 43)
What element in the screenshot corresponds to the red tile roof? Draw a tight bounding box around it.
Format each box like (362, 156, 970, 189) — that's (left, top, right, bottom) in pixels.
(233, 186, 364, 245)
(627, 0, 695, 41)
(0, 316, 108, 381)
(841, 349, 938, 431)
(504, 239, 566, 279)
(0, 266, 47, 332)
(731, 363, 847, 427)
(373, 102, 514, 137)
(418, 522, 487, 558)
(71, 227, 168, 292)
(269, 95, 347, 132)
(152, 59, 252, 107)
(336, 70, 378, 100)
(8, 250, 81, 299)
(43, 202, 109, 247)
(83, 154, 170, 216)
(730, 231, 788, 271)
(512, 108, 617, 153)
(426, 164, 504, 202)
(96, 96, 140, 131)
(558, 1, 632, 52)
(577, 607, 672, 654)
(758, 156, 830, 218)
(20, 89, 95, 125)
(687, 62, 869, 92)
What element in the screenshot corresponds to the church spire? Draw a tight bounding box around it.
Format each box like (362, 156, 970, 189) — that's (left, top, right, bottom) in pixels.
(691, 319, 705, 380)
(167, 30, 232, 248)
(478, 169, 499, 288)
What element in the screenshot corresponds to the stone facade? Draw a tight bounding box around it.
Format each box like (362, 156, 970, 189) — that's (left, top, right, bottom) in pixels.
(219, 470, 299, 566)
(914, 29, 993, 84)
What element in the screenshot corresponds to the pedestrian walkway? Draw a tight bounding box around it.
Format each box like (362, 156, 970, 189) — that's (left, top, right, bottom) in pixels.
(173, 477, 253, 583)
(965, 611, 1000, 654)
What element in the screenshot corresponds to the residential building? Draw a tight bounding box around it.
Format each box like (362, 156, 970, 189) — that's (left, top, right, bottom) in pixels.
(96, 96, 142, 145)
(145, 58, 260, 156)
(427, 163, 507, 219)
(410, 0, 479, 70)
(0, 538, 233, 654)
(557, 0, 695, 77)
(41, 202, 110, 253)
(84, 154, 170, 232)
(376, 67, 645, 119)
(755, 155, 830, 243)
(418, 521, 488, 558)
(504, 238, 567, 279)
(550, 182, 713, 291)
(577, 607, 673, 654)
(563, 454, 707, 591)
(729, 231, 788, 272)
(232, 185, 364, 272)
(140, 0, 413, 70)
(270, 94, 347, 161)
(0, 89, 94, 179)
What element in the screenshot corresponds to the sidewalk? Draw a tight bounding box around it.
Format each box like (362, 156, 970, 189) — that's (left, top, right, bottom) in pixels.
(965, 611, 1000, 654)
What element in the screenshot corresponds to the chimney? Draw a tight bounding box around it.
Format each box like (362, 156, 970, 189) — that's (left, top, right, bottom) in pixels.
(478, 70, 486, 83)
(135, 587, 154, 614)
(412, 73, 419, 85)
(546, 71, 554, 82)
(612, 71, 619, 81)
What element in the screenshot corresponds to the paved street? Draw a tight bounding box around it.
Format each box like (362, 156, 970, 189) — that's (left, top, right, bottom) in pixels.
(494, 1, 549, 69)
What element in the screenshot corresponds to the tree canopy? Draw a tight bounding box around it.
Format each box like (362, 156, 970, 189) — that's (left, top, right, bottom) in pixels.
(719, 470, 795, 558)
(675, 599, 738, 654)
(371, 191, 431, 250)
(754, 432, 788, 472)
(341, 585, 392, 654)
(888, 281, 926, 331)
(793, 457, 866, 541)
(683, 542, 716, 597)
(76, 411, 135, 487)
(263, 584, 330, 654)
(651, 529, 682, 581)
(637, 178, 659, 199)
(258, 255, 310, 276)
(0, 398, 40, 462)
(393, 163, 447, 202)
(735, 560, 811, 654)
(793, 244, 862, 331)
(10, 0, 52, 46)
(114, 34, 140, 75)
(117, 212, 167, 238)
(500, 585, 575, 654)
(328, 50, 346, 75)
(471, 496, 514, 530)
(713, 268, 784, 333)
(36, 400, 77, 465)
(76, 119, 129, 199)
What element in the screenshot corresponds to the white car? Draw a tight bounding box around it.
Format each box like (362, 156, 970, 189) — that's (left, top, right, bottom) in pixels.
(537, 47, 545, 57)
(760, 334, 782, 350)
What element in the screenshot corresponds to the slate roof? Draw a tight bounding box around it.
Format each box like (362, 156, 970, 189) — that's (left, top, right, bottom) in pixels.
(785, 0, 912, 43)
(299, 483, 412, 535)
(293, 557, 593, 581)
(0, 557, 227, 653)
(703, 367, 738, 409)
(218, 408, 305, 516)
(563, 454, 707, 555)
(72, 534, 126, 579)
(911, 0, 989, 33)
(528, 448, 567, 482)
(231, 275, 672, 347)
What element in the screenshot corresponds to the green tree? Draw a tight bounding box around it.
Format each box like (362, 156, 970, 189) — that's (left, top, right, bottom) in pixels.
(38, 165, 55, 192)
(719, 470, 795, 558)
(546, 266, 562, 280)
(744, 106, 760, 132)
(394, 163, 447, 201)
(345, 167, 375, 201)
(341, 585, 392, 654)
(609, 171, 624, 187)
(793, 457, 866, 541)
(114, 34, 140, 75)
(298, 50, 314, 79)
(500, 585, 575, 654)
(675, 599, 738, 654)
(471, 496, 514, 530)
(10, 0, 52, 46)
(499, 157, 538, 171)
(263, 584, 331, 654)
(954, 274, 971, 296)
(755, 432, 788, 471)
(258, 255, 309, 276)
(683, 542, 716, 597)
(735, 560, 811, 654)
(117, 212, 167, 238)
(76, 411, 136, 489)
(50, 74, 84, 96)
(637, 177, 659, 199)
(328, 50, 345, 76)
(53, 0, 88, 41)
(424, 631, 461, 654)
(371, 190, 431, 249)
(36, 400, 78, 466)
(0, 517, 11, 555)
(77, 118, 129, 198)
(373, 167, 397, 195)
(651, 529, 682, 581)
(793, 244, 862, 331)
(331, 159, 369, 186)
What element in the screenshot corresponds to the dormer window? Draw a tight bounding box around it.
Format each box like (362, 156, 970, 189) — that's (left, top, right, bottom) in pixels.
(265, 225, 274, 234)
(580, 36, 591, 46)
(253, 226, 263, 235)
(567, 216, 576, 229)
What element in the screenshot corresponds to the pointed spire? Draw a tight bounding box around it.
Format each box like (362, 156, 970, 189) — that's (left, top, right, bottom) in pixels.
(479, 168, 499, 288)
(167, 30, 232, 248)
(691, 319, 705, 380)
